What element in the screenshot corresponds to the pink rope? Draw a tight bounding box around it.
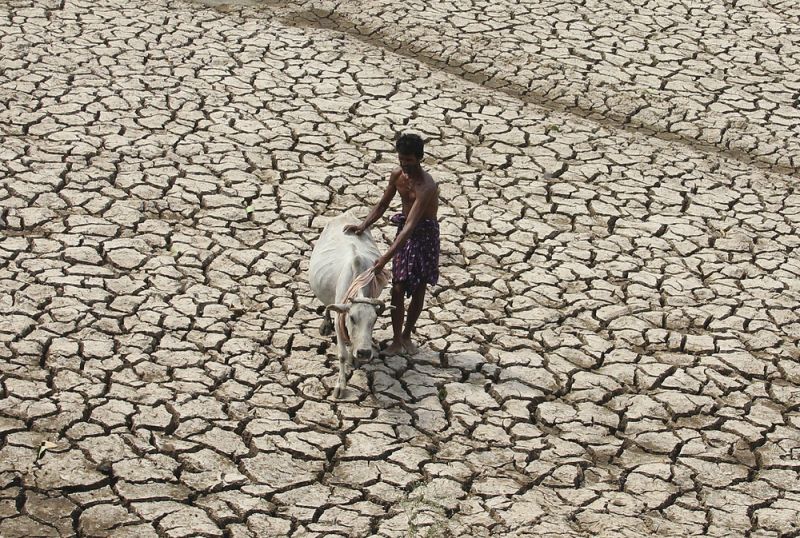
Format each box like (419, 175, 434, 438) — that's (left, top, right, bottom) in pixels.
(336, 267, 390, 345)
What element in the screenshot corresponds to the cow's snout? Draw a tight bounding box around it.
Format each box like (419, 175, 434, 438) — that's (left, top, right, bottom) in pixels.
(355, 348, 372, 361)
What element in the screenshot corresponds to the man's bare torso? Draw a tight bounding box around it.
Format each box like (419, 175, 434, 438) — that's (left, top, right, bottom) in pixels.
(393, 167, 439, 219)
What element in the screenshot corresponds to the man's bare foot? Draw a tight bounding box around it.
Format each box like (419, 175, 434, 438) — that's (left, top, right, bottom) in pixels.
(383, 340, 405, 356)
(401, 337, 418, 355)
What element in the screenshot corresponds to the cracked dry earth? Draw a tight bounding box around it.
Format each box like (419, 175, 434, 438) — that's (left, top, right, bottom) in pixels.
(1, 0, 800, 536)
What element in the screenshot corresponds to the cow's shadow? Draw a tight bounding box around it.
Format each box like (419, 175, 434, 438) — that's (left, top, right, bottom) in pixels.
(330, 336, 488, 421)
(308, 304, 485, 416)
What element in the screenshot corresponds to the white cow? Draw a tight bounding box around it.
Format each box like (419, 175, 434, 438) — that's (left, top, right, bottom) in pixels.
(308, 209, 391, 398)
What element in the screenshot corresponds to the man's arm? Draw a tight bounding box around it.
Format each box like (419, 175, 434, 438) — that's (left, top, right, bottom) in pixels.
(373, 184, 436, 271)
(345, 171, 398, 234)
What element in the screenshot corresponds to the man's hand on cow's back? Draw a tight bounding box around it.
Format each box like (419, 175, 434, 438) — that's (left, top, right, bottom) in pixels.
(344, 224, 364, 235)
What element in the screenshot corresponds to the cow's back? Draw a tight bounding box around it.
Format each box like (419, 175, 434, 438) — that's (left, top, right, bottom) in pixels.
(309, 210, 381, 305)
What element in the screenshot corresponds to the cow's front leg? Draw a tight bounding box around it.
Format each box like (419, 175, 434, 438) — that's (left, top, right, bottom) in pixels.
(333, 326, 351, 399)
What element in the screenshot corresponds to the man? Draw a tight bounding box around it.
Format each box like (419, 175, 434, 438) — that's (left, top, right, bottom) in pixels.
(344, 133, 440, 355)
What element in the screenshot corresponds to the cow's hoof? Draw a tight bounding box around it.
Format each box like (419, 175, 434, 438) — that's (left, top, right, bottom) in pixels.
(333, 386, 344, 399)
(319, 318, 333, 336)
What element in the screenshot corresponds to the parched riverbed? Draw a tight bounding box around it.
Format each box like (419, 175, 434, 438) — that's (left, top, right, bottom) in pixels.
(1, 0, 800, 536)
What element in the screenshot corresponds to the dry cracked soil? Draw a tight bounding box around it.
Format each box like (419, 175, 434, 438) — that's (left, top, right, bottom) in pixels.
(1, 0, 800, 536)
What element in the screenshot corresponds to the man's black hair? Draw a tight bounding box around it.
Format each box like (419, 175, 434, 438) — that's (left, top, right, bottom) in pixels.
(395, 133, 424, 160)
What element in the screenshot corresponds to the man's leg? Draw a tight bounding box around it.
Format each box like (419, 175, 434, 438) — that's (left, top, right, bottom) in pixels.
(401, 283, 426, 353)
(384, 282, 405, 355)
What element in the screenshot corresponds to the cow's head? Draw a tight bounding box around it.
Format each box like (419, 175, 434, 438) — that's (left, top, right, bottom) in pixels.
(326, 298, 392, 361)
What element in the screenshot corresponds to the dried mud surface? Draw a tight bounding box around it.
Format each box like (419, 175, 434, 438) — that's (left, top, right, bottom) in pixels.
(1, 0, 800, 536)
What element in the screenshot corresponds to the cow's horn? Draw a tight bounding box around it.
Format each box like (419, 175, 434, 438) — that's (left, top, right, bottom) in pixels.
(351, 297, 381, 305)
(352, 297, 387, 314)
(326, 303, 350, 314)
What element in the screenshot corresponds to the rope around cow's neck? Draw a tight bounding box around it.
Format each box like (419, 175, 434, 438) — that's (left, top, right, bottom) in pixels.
(335, 267, 390, 346)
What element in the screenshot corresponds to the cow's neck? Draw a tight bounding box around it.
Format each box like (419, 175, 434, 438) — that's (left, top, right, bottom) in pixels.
(338, 254, 374, 301)
(336, 261, 376, 347)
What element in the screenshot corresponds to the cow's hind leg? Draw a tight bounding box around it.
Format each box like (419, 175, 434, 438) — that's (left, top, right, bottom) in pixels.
(320, 310, 333, 336)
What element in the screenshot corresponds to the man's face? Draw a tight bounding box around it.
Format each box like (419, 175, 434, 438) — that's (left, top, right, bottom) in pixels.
(398, 153, 421, 175)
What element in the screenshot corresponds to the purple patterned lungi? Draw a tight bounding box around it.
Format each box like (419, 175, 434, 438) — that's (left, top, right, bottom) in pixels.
(390, 213, 440, 297)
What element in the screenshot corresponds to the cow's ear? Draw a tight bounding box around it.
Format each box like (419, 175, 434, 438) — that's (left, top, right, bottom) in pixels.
(326, 303, 350, 314)
(376, 304, 395, 315)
